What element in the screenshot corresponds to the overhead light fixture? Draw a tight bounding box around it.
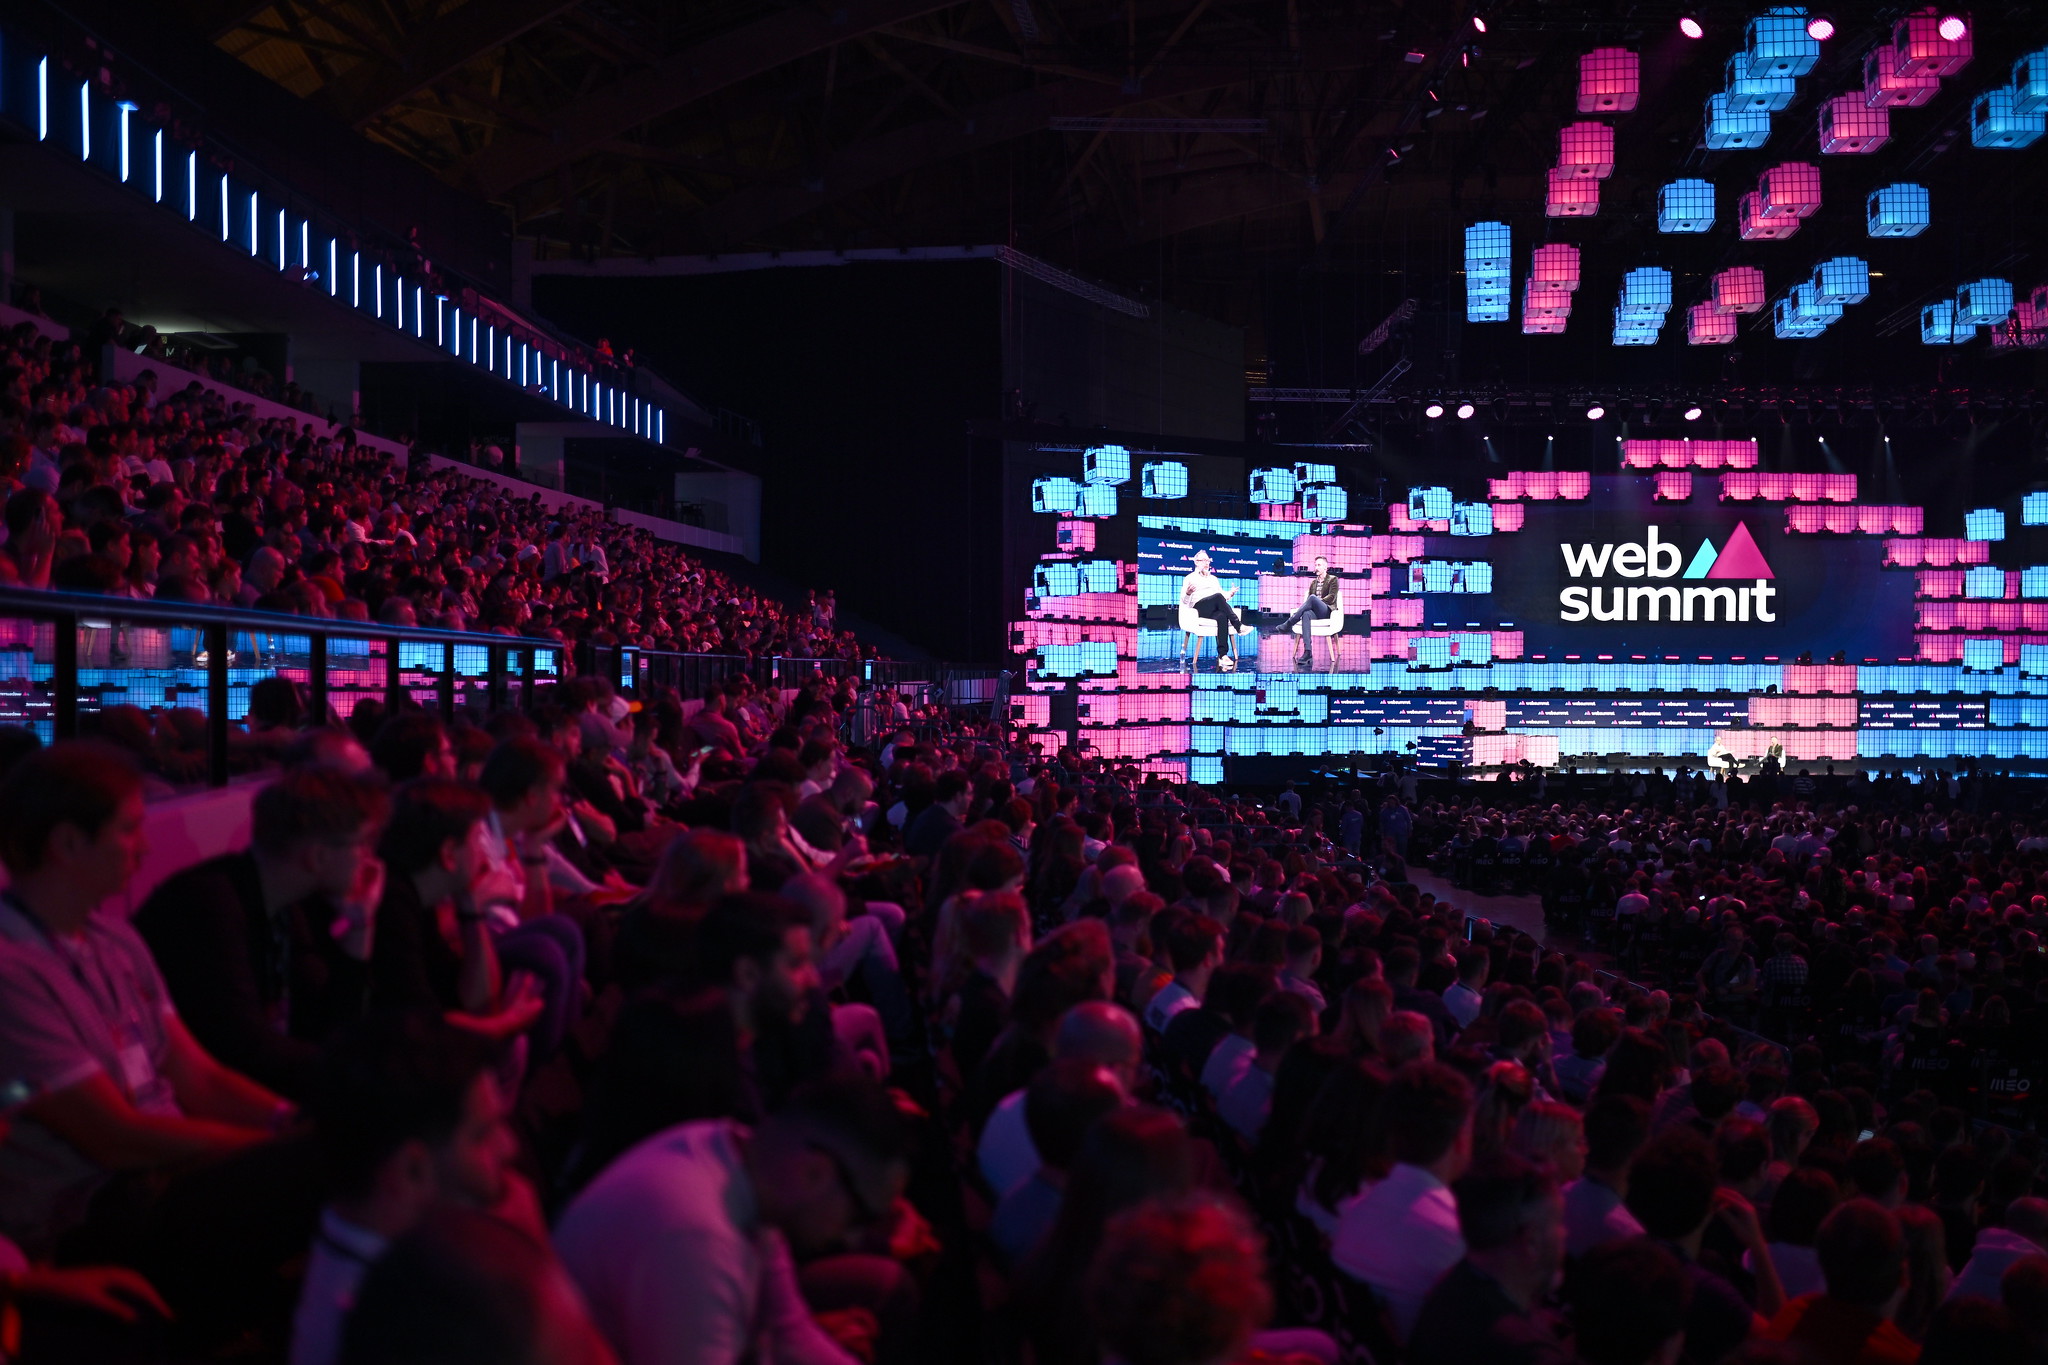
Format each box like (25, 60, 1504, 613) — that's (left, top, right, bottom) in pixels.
(1678, 14, 1705, 39)
(1455, 402, 1476, 419)
(1472, 14, 1487, 33)
(1938, 14, 1968, 41)
(1424, 401, 1445, 418)
(1683, 405, 1704, 421)
(1806, 14, 1836, 40)
(1585, 403, 1606, 420)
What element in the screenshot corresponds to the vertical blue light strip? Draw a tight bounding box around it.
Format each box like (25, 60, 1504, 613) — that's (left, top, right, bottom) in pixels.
(186, 152, 196, 220)
(275, 209, 286, 268)
(394, 276, 403, 329)
(351, 252, 360, 307)
(469, 316, 477, 362)
(414, 286, 423, 338)
(117, 102, 134, 180)
(219, 176, 229, 242)
(328, 240, 338, 296)
(36, 59, 47, 141)
(152, 129, 163, 202)
(78, 83, 89, 161)
(373, 264, 382, 317)
(300, 220, 309, 269)
(247, 191, 258, 255)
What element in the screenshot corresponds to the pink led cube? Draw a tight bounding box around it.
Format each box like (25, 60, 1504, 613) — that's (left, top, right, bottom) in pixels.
(1723, 473, 1761, 500)
(1492, 503, 1525, 531)
(1545, 167, 1601, 217)
(1557, 472, 1592, 499)
(1892, 8, 1974, 78)
(1739, 192, 1802, 240)
(1820, 95, 1891, 153)
(1655, 472, 1694, 500)
(1688, 300, 1738, 344)
(1760, 162, 1823, 217)
(1488, 475, 1522, 499)
(1713, 267, 1769, 314)
(1558, 121, 1616, 177)
(1578, 48, 1641, 113)
(1863, 43, 1943, 106)
(1530, 243, 1582, 292)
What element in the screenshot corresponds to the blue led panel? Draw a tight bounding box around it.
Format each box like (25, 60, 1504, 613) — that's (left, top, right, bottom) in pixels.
(1972, 88, 2046, 148)
(1706, 91, 1773, 149)
(1787, 281, 1844, 325)
(1031, 476, 1081, 512)
(2026, 493, 2048, 526)
(1083, 444, 1132, 485)
(1465, 221, 1511, 262)
(2017, 51, 2048, 116)
(1725, 53, 1798, 111)
(2024, 645, 2048, 676)
(2024, 567, 2048, 598)
(1038, 642, 1118, 677)
(1141, 461, 1189, 499)
(1742, 7, 1822, 78)
(1957, 279, 2015, 326)
(1922, 301, 1972, 345)
(1408, 486, 1454, 520)
(1812, 257, 1870, 305)
(1301, 484, 1349, 522)
(1293, 462, 1338, 486)
(1966, 509, 2008, 541)
(1964, 638, 2005, 671)
(1966, 565, 2008, 597)
(1034, 562, 1081, 597)
(1250, 467, 1299, 504)
(1079, 560, 1120, 593)
(1774, 295, 1831, 339)
(1449, 503, 1495, 536)
(1619, 267, 1674, 317)
(1076, 482, 1118, 518)
(1866, 183, 1930, 238)
(1657, 179, 1716, 232)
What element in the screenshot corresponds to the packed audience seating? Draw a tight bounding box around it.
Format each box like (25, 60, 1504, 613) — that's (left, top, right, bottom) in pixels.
(0, 317, 863, 662)
(4, 633, 2048, 1365)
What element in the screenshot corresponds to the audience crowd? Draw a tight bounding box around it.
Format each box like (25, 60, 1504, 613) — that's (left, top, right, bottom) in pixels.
(0, 318, 864, 664)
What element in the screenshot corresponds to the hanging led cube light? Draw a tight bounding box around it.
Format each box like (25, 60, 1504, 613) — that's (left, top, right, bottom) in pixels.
(1140, 461, 1189, 499)
(1714, 268, 1769, 314)
(1612, 319, 1661, 347)
(1866, 182, 1931, 237)
(1522, 311, 1569, 336)
(1688, 301, 1739, 344)
(1773, 296, 1831, 339)
(1578, 48, 1640, 112)
(1464, 220, 1511, 264)
(1082, 443, 1131, 484)
(1301, 484, 1349, 522)
(1820, 95, 1891, 153)
(1408, 486, 1454, 520)
(1725, 54, 1799, 112)
(1250, 467, 1299, 504)
(1743, 7, 1823, 78)
(1864, 43, 1943, 106)
(1956, 277, 2014, 325)
(1557, 122, 1616, 177)
(1031, 476, 1082, 512)
(2015, 51, 2048, 115)
(1293, 461, 1337, 486)
(1921, 300, 1973, 344)
(1529, 243, 1581, 292)
(1892, 8, 1974, 78)
(1706, 91, 1774, 149)
(1545, 167, 1601, 217)
(1657, 179, 1716, 232)
(1813, 256, 1871, 305)
(1739, 191, 1803, 240)
(1618, 267, 1673, 320)
(1971, 88, 2046, 148)
(1759, 162, 1823, 217)
(1786, 281, 1845, 327)
(1522, 284, 1570, 318)
(1076, 482, 1118, 518)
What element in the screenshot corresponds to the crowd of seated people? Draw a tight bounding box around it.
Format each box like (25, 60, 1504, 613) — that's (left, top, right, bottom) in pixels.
(5, 648, 2048, 1365)
(0, 318, 868, 665)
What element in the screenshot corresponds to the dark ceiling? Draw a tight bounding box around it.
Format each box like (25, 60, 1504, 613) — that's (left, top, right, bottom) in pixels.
(152, 0, 2048, 389)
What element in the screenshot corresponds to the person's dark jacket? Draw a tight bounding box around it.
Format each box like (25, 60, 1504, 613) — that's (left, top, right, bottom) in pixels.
(134, 850, 366, 1100)
(906, 803, 962, 859)
(1409, 1259, 1573, 1365)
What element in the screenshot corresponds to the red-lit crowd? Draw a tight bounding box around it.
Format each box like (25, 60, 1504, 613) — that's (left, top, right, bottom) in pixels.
(0, 318, 865, 661)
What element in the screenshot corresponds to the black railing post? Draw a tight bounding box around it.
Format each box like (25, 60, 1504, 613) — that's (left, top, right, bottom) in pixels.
(308, 632, 329, 724)
(524, 646, 538, 709)
(51, 610, 77, 741)
(487, 644, 506, 714)
(385, 635, 404, 712)
(438, 644, 456, 722)
(206, 620, 230, 787)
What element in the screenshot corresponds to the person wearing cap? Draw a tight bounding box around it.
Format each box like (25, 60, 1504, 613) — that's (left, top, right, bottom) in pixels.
(1180, 550, 1251, 670)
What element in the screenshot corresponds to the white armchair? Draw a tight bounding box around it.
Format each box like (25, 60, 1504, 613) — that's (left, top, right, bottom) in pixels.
(1177, 602, 1256, 669)
(1289, 604, 1346, 667)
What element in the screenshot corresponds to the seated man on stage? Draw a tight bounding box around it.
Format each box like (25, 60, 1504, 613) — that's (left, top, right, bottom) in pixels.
(1180, 550, 1251, 670)
(1276, 555, 1341, 665)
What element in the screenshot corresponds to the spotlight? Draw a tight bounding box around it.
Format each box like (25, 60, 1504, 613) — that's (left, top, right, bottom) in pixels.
(1806, 14, 1835, 40)
(1472, 14, 1487, 33)
(1683, 405, 1703, 421)
(1455, 402, 1476, 419)
(1678, 14, 1705, 39)
(1938, 14, 1967, 41)
(1585, 403, 1606, 420)
(1424, 402, 1445, 418)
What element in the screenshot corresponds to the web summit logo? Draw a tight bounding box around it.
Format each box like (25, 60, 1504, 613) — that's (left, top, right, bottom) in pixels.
(1558, 523, 1777, 623)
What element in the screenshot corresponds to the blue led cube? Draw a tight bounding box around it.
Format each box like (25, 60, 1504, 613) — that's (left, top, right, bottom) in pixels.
(2023, 645, 2048, 677)
(1963, 638, 2004, 672)
(1140, 461, 1188, 499)
(1301, 484, 1349, 522)
(1921, 300, 1973, 344)
(1464, 562, 1494, 593)
(1250, 467, 1298, 504)
(1449, 503, 1494, 536)
(1742, 8, 1822, 79)
(1076, 482, 1118, 518)
(2024, 566, 2048, 596)
(1465, 221, 1511, 263)
(1408, 486, 1454, 520)
(1413, 637, 1453, 669)
(1773, 295, 1831, 339)
(1612, 325, 1661, 346)
(1726, 53, 1799, 111)
(2016, 51, 2048, 116)
(1785, 282, 1842, 326)
(1972, 88, 2046, 148)
(1079, 560, 1120, 593)
(1031, 476, 1081, 512)
(1958, 278, 2014, 326)
(1966, 565, 2009, 597)
(1706, 91, 1773, 149)
(2025, 492, 2048, 526)
(1082, 443, 1131, 484)
(1292, 462, 1337, 486)
(1966, 508, 2008, 541)
(1657, 179, 1716, 233)
(1812, 257, 1870, 305)
(1453, 633, 1494, 666)
(1619, 267, 1673, 318)
(1866, 182, 1930, 237)
(1034, 562, 1081, 597)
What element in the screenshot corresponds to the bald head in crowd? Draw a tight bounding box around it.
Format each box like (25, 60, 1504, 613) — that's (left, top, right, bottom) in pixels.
(1054, 1001, 1143, 1086)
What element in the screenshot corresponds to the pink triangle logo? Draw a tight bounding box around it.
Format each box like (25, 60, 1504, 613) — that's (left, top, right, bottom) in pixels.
(1707, 521, 1773, 579)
